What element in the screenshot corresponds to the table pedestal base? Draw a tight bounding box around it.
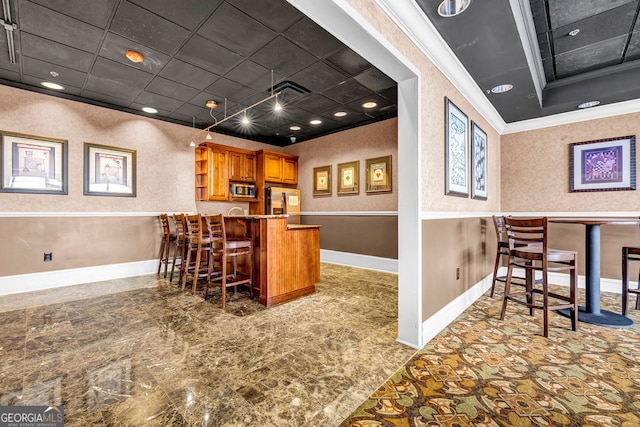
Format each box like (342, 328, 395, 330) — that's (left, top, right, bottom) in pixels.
(558, 306, 634, 328)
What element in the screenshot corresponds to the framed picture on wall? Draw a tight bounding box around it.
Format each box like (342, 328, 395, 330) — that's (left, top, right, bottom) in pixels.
(337, 160, 359, 195)
(471, 121, 487, 200)
(84, 143, 137, 197)
(313, 164, 332, 197)
(444, 97, 468, 197)
(569, 135, 636, 192)
(365, 155, 392, 193)
(0, 130, 68, 195)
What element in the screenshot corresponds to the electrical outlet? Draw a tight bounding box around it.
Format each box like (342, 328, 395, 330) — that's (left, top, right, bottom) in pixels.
(44, 252, 52, 262)
(456, 267, 460, 280)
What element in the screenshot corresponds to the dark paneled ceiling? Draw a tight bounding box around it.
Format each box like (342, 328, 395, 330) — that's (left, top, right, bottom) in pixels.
(415, 0, 640, 123)
(0, 0, 397, 146)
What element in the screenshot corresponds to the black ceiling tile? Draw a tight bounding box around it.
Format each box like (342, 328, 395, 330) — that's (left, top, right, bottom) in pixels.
(28, 0, 117, 28)
(537, 32, 552, 60)
(625, 32, 640, 61)
(159, 59, 219, 90)
(21, 74, 82, 95)
(284, 16, 344, 59)
(292, 93, 338, 113)
(542, 57, 556, 81)
(176, 34, 244, 75)
(110, 1, 191, 55)
(100, 32, 171, 74)
(21, 57, 87, 87)
(288, 61, 346, 93)
(552, 2, 636, 54)
(326, 47, 371, 75)
(197, 3, 276, 57)
(0, 69, 20, 80)
(92, 57, 154, 89)
(547, 0, 635, 29)
(226, 60, 282, 92)
(133, 91, 184, 111)
(204, 77, 257, 103)
(250, 36, 317, 77)
(20, 33, 94, 72)
(321, 78, 372, 104)
(318, 106, 368, 123)
(554, 36, 627, 77)
(529, 0, 549, 33)
(19, 1, 104, 53)
(129, 0, 222, 29)
(167, 111, 194, 125)
(188, 91, 220, 109)
(174, 102, 208, 118)
(129, 102, 172, 116)
(226, 0, 303, 33)
(81, 89, 133, 108)
(84, 75, 140, 103)
(378, 86, 397, 103)
(353, 68, 395, 92)
(146, 76, 200, 101)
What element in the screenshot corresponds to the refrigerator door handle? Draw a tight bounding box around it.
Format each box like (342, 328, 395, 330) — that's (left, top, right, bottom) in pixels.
(281, 192, 287, 214)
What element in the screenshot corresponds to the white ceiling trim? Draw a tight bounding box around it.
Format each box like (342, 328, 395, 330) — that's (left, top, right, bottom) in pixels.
(510, 0, 546, 106)
(376, 0, 506, 133)
(502, 98, 640, 134)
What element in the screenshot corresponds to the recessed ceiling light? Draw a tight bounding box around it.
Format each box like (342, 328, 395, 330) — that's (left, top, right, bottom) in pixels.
(41, 81, 64, 90)
(289, 125, 301, 131)
(578, 100, 600, 109)
(362, 102, 377, 109)
(568, 29, 580, 37)
(125, 50, 144, 63)
(49, 71, 59, 77)
(310, 119, 322, 125)
(437, 0, 472, 17)
(142, 107, 158, 114)
(333, 111, 347, 117)
(491, 84, 513, 94)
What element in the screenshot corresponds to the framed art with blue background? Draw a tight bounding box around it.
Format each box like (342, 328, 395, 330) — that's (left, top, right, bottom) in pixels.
(569, 135, 636, 192)
(444, 97, 468, 197)
(471, 121, 487, 200)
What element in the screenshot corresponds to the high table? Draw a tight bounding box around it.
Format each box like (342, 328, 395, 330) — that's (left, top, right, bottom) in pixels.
(550, 218, 640, 328)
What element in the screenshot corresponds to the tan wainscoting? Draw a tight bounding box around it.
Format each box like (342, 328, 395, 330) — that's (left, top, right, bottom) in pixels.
(302, 214, 398, 259)
(0, 215, 161, 277)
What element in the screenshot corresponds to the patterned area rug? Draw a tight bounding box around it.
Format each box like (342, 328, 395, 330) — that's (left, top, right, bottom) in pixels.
(340, 287, 640, 426)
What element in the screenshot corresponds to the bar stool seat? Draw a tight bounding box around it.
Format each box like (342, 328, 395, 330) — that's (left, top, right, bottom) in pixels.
(204, 214, 253, 308)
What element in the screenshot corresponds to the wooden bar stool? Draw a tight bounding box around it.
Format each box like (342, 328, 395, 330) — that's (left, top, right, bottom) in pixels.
(622, 246, 640, 315)
(157, 213, 176, 278)
(182, 214, 212, 294)
(204, 214, 253, 308)
(500, 216, 579, 337)
(169, 213, 187, 284)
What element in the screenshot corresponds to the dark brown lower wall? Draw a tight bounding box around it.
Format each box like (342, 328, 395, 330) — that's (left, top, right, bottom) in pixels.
(422, 217, 496, 321)
(302, 214, 398, 259)
(0, 216, 161, 276)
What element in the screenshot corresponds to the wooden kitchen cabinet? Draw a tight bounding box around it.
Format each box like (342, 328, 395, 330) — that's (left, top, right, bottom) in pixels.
(260, 150, 298, 184)
(228, 150, 256, 182)
(194, 144, 228, 201)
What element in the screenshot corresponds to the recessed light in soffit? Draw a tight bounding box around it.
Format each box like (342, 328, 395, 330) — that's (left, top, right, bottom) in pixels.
(578, 101, 600, 109)
(491, 84, 513, 94)
(437, 0, 472, 17)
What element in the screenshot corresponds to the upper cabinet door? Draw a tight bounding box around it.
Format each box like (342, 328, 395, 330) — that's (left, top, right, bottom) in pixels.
(281, 157, 298, 184)
(229, 151, 257, 182)
(264, 153, 283, 182)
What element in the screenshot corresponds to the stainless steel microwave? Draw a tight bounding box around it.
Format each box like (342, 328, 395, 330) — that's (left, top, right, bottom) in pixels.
(229, 183, 256, 198)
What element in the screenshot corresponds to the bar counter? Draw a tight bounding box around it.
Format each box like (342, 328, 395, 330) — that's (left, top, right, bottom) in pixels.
(224, 215, 320, 306)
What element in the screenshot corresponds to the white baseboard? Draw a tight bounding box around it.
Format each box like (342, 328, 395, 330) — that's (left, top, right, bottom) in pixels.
(320, 249, 398, 273)
(422, 273, 493, 345)
(0, 260, 158, 296)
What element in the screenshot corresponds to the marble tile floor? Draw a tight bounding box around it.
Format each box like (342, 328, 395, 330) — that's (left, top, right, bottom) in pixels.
(0, 263, 417, 426)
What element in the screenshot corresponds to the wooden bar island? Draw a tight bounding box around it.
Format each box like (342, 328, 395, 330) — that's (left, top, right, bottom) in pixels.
(224, 215, 320, 306)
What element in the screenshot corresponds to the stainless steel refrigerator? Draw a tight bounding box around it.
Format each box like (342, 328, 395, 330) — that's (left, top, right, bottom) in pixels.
(265, 186, 301, 224)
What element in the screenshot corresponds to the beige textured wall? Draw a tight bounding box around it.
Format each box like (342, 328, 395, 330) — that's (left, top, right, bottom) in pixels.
(285, 118, 398, 212)
(502, 112, 640, 212)
(345, 0, 501, 213)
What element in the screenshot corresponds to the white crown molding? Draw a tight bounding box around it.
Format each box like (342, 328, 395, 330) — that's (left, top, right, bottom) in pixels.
(510, 0, 545, 105)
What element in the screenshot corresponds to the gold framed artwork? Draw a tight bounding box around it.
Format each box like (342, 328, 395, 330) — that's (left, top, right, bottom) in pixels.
(313, 164, 332, 196)
(337, 160, 359, 195)
(84, 143, 137, 197)
(365, 155, 392, 193)
(0, 130, 68, 195)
